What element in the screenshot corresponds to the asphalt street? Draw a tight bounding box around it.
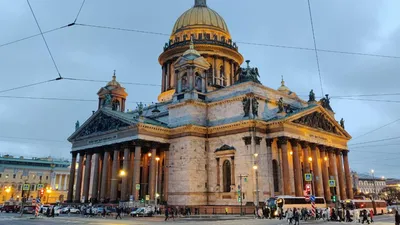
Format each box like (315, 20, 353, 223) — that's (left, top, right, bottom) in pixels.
(0, 213, 396, 225)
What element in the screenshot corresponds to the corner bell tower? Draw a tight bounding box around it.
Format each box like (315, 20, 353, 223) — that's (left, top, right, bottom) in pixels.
(97, 71, 128, 112)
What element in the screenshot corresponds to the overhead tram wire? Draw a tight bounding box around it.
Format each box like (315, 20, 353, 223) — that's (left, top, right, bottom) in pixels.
(2, 22, 400, 59)
(62, 77, 161, 87)
(0, 95, 153, 104)
(350, 117, 400, 141)
(349, 136, 400, 146)
(27, 0, 62, 78)
(74, 23, 400, 59)
(73, 0, 86, 23)
(0, 78, 61, 94)
(0, 26, 69, 48)
(307, 0, 324, 96)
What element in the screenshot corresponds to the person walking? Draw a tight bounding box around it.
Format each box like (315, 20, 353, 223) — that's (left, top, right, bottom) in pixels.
(395, 210, 400, 225)
(346, 209, 351, 222)
(51, 206, 55, 218)
(165, 207, 169, 221)
(293, 208, 300, 225)
(115, 207, 122, 220)
(102, 207, 106, 218)
(361, 209, 370, 224)
(369, 209, 374, 223)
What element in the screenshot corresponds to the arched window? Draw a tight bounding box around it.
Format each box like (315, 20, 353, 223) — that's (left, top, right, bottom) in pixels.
(59, 195, 64, 202)
(219, 65, 225, 86)
(272, 160, 279, 192)
(195, 73, 202, 91)
(112, 100, 120, 111)
(181, 73, 188, 91)
(222, 160, 231, 192)
(207, 66, 213, 86)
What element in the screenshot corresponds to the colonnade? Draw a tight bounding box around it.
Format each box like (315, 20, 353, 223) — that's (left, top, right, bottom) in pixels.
(272, 137, 353, 201)
(67, 143, 168, 203)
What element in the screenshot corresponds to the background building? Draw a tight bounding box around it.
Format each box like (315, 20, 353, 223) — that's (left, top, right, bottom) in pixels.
(0, 155, 70, 204)
(352, 171, 386, 195)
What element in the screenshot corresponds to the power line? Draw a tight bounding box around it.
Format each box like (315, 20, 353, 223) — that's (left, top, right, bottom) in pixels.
(75, 23, 170, 36)
(332, 93, 400, 98)
(62, 77, 161, 87)
(73, 0, 86, 23)
(0, 26, 68, 48)
(0, 95, 153, 104)
(351, 117, 400, 141)
(0, 78, 60, 94)
(27, 0, 62, 78)
(75, 23, 400, 59)
(333, 97, 400, 103)
(0, 135, 66, 143)
(307, 0, 324, 96)
(350, 143, 400, 151)
(349, 136, 400, 146)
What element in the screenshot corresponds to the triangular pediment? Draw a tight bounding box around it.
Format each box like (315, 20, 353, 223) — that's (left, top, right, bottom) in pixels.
(69, 110, 132, 140)
(287, 107, 350, 138)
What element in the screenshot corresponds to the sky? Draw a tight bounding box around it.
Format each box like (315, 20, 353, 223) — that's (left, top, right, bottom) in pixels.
(0, 0, 399, 178)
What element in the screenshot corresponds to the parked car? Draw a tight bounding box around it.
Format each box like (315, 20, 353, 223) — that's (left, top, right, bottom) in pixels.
(2, 205, 19, 213)
(130, 207, 153, 217)
(23, 206, 35, 214)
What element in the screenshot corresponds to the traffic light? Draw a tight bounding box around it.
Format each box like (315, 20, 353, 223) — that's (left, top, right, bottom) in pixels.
(40, 189, 44, 196)
(331, 195, 337, 203)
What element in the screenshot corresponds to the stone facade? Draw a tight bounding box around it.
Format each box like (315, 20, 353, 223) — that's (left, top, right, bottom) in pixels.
(67, 0, 354, 206)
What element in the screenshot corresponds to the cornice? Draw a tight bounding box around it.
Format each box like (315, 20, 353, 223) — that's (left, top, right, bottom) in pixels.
(168, 99, 207, 109)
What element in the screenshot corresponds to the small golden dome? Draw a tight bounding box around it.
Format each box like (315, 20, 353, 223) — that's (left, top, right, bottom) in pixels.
(278, 76, 290, 92)
(106, 71, 121, 87)
(171, 0, 229, 36)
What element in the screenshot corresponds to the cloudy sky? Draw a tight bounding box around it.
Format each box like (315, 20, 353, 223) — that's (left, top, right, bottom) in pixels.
(0, 0, 399, 178)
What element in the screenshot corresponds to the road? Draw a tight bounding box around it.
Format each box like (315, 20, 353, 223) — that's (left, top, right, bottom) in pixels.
(0, 213, 396, 225)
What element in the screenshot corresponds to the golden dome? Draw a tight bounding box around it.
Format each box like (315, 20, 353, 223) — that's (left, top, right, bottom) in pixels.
(106, 71, 121, 87)
(171, 0, 229, 36)
(278, 76, 290, 92)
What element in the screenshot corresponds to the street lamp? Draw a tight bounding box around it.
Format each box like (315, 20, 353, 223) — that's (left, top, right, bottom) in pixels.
(155, 157, 160, 206)
(119, 170, 126, 177)
(324, 156, 328, 161)
(371, 169, 377, 215)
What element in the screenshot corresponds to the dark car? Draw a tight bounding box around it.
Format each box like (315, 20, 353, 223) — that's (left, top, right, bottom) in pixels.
(2, 205, 19, 213)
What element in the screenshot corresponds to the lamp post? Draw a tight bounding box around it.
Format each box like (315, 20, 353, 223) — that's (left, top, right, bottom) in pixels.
(253, 152, 259, 209)
(371, 169, 377, 215)
(155, 157, 160, 206)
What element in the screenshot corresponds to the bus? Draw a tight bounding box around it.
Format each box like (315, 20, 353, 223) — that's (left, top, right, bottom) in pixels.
(268, 196, 327, 211)
(343, 199, 388, 215)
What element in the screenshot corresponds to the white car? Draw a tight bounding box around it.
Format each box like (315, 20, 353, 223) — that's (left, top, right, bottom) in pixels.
(69, 208, 81, 214)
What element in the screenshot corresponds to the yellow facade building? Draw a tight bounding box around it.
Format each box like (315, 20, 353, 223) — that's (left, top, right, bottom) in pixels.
(0, 155, 70, 204)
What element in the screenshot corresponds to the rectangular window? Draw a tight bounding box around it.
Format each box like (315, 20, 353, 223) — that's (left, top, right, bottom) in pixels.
(46, 176, 48, 180)
(13, 174, 16, 179)
(5, 174, 9, 179)
(198, 33, 202, 40)
(0, 173, 2, 178)
(40, 175, 42, 180)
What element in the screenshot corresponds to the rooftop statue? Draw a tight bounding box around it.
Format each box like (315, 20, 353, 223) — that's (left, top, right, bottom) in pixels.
(278, 97, 284, 113)
(235, 60, 261, 84)
(75, 120, 80, 131)
(309, 89, 316, 102)
(340, 118, 345, 129)
(320, 94, 333, 111)
(137, 102, 144, 116)
(104, 93, 112, 107)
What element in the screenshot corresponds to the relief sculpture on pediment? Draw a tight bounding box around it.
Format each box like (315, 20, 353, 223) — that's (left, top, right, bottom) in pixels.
(293, 112, 339, 135)
(77, 112, 130, 138)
